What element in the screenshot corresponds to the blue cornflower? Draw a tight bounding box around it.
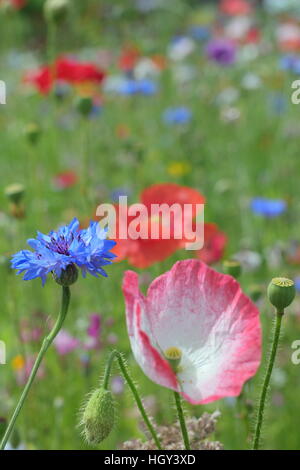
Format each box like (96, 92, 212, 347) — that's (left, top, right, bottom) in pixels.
(250, 198, 287, 218)
(11, 218, 116, 285)
(188, 25, 211, 42)
(294, 277, 300, 292)
(117, 78, 157, 96)
(163, 107, 192, 125)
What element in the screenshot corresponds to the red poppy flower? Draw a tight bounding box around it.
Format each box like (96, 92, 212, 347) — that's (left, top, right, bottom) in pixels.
(141, 183, 205, 216)
(178, 221, 227, 264)
(100, 204, 181, 269)
(53, 171, 78, 190)
(23, 56, 106, 94)
(196, 223, 227, 265)
(118, 46, 140, 72)
(244, 28, 261, 45)
(55, 57, 105, 83)
(96, 183, 205, 269)
(220, 0, 251, 16)
(10, 0, 26, 8)
(279, 39, 300, 53)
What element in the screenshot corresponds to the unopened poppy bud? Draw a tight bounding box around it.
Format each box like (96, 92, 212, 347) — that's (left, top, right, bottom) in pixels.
(248, 284, 264, 302)
(24, 123, 41, 145)
(75, 96, 93, 116)
(53, 264, 78, 286)
(223, 260, 241, 279)
(81, 387, 115, 445)
(44, 0, 70, 23)
(267, 277, 295, 313)
(164, 347, 182, 373)
(4, 183, 25, 205)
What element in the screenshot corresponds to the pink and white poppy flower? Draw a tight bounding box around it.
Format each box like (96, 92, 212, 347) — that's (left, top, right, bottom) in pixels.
(122, 259, 261, 404)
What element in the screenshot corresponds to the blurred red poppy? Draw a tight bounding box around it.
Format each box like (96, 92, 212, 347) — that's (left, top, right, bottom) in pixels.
(110, 204, 182, 268)
(196, 223, 227, 265)
(220, 0, 251, 16)
(53, 171, 78, 190)
(96, 183, 206, 269)
(23, 56, 106, 94)
(118, 46, 140, 72)
(10, 0, 26, 8)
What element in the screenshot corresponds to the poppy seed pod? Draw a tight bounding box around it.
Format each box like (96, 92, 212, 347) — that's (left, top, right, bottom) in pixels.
(267, 277, 296, 313)
(44, 0, 70, 23)
(164, 347, 182, 373)
(53, 264, 78, 287)
(223, 260, 241, 279)
(81, 388, 115, 445)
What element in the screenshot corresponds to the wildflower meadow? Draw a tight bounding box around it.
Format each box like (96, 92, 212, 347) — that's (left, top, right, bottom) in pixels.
(1, 0, 300, 453)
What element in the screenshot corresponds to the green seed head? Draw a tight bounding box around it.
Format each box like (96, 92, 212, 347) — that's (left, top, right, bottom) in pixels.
(75, 96, 93, 116)
(4, 183, 25, 205)
(248, 284, 264, 302)
(223, 260, 242, 279)
(267, 277, 296, 312)
(24, 123, 41, 145)
(53, 264, 78, 287)
(44, 0, 70, 22)
(81, 388, 115, 446)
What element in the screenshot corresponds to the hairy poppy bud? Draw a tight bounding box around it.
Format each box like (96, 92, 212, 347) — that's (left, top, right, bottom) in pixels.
(44, 0, 70, 23)
(267, 277, 295, 313)
(53, 264, 78, 286)
(81, 388, 115, 445)
(223, 260, 241, 279)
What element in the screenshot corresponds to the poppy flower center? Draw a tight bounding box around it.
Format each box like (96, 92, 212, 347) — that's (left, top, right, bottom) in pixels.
(164, 347, 182, 373)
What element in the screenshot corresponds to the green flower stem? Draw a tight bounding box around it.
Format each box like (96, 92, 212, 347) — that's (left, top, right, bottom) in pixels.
(174, 391, 190, 450)
(252, 311, 283, 450)
(0, 286, 70, 451)
(103, 350, 162, 450)
(47, 17, 56, 66)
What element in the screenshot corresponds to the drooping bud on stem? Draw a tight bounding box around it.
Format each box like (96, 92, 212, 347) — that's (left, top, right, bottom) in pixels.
(267, 277, 295, 313)
(81, 387, 115, 446)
